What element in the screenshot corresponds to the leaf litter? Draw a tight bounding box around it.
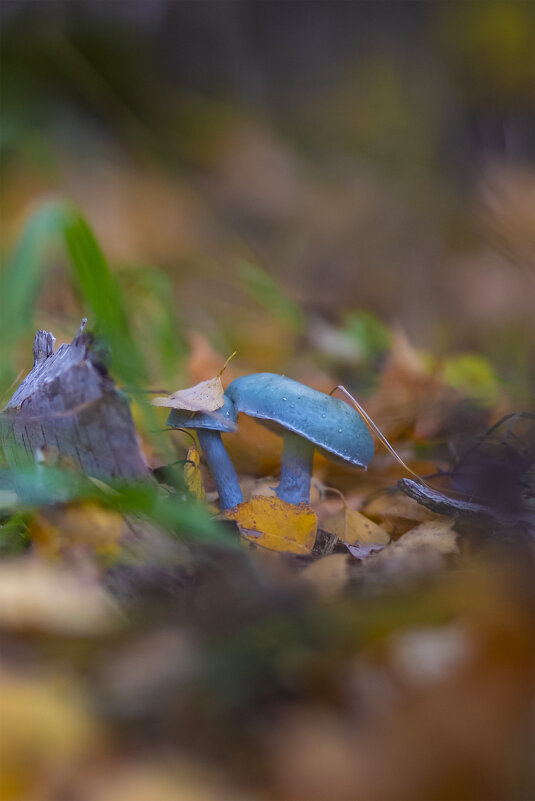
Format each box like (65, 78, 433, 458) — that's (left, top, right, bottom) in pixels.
(1, 226, 533, 800)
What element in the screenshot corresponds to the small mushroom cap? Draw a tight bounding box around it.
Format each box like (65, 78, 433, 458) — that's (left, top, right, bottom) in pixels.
(166, 394, 238, 433)
(226, 373, 374, 467)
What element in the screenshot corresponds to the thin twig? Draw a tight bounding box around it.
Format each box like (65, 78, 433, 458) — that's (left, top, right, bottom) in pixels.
(330, 384, 431, 488)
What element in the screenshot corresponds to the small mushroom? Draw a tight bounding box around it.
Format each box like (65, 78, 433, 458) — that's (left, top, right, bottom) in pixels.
(166, 395, 243, 509)
(226, 373, 374, 505)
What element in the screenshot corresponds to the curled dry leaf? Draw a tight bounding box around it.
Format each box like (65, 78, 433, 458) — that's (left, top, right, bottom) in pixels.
(225, 495, 318, 555)
(346, 542, 387, 560)
(152, 376, 225, 413)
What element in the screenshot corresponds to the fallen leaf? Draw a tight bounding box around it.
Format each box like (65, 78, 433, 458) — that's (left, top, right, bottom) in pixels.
(183, 444, 206, 501)
(152, 376, 225, 412)
(323, 506, 390, 547)
(225, 496, 318, 555)
(346, 542, 387, 560)
(363, 519, 459, 577)
(362, 491, 439, 535)
(30, 502, 125, 562)
(0, 671, 98, 801)
(0, 558, 119, 634)
(394, 519, 459, 554)
(300, 553, 349, 596)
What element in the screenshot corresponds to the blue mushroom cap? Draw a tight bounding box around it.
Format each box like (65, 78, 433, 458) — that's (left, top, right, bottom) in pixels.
(226, 373, 374, 467)
(166, 393, 238, 433)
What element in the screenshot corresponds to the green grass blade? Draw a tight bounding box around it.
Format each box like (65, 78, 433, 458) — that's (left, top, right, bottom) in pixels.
(0, 199, 146, 390)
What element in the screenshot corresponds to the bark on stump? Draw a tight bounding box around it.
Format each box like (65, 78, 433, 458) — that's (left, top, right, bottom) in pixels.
(0, 322, 149, 479)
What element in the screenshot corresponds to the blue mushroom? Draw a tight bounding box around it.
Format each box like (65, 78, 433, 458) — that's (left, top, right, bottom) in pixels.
(226, 373, 374, 505)
(166, 394, 243, 509)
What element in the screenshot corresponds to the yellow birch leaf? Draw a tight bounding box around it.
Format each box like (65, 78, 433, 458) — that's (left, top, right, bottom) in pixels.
(152, 376, 225, 412)
(225, 496, 318, 555)
(184, 444, 206, 501)
(323, 507, 390, 546)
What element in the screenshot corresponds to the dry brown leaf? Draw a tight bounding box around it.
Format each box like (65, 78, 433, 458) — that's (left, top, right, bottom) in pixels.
(300, 553, 350, 597)
(323, 507, 390, 547)
(152, 376, 225, 413)
(362, 491, 439, 535)
(346, 542, 387, 560)
(394, 519, 459, 554)
(225, 496, 318, 555)
(363, 519, 459, 576)
(0, 559, 119, 634)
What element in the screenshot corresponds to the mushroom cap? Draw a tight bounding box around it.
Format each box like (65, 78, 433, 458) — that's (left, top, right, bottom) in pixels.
(226, 373, 374, 467)
(166, 394, 238, 433)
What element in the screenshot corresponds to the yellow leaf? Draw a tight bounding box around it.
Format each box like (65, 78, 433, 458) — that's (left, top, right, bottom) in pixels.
(184, 444, 206, 501)
(152, 376, 225, 413)
(30, 502, 125, 562)
(443, 353, 499, 405)
(225, 496, 318, 555)
(322, 507, 390, 546)
(0, 672, 98, 801)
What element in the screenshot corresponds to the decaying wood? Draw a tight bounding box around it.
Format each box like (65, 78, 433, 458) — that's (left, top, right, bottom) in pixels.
(398, 478, 534, 532)
(0, 321, 149, 479)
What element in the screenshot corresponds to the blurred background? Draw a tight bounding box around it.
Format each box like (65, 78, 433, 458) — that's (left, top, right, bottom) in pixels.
(1, 0, 534, 397)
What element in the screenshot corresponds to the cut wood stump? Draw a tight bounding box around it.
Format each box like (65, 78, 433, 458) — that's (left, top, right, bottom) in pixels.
(0, 321, 149, 479)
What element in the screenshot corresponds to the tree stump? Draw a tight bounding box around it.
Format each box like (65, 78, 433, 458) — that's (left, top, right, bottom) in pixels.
(0, 321, 149, 479)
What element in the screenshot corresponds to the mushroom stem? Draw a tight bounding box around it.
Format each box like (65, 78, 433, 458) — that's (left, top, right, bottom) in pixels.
(197, 429, 243, 510)
(276, 432, 315, 505)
